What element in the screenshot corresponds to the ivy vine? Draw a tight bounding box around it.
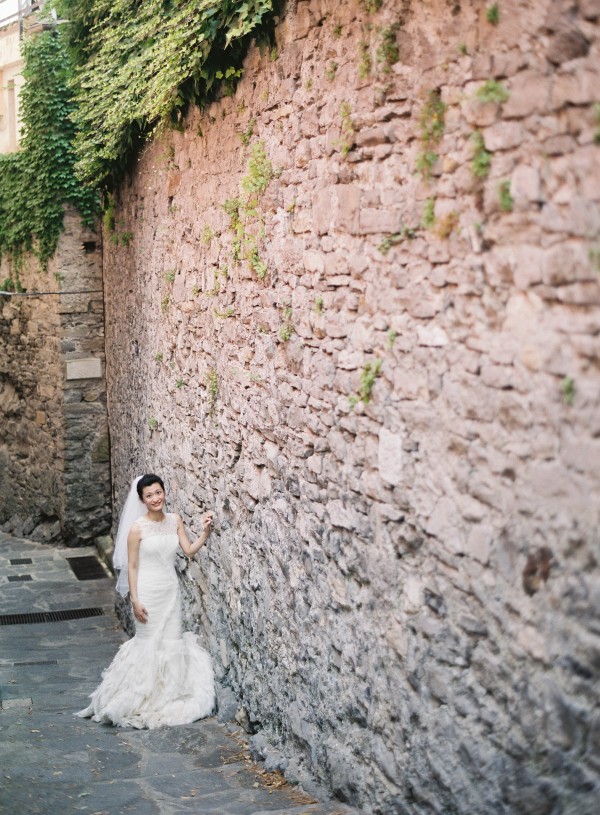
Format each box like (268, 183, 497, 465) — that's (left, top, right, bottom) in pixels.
(0, 2, 278, 275)
(57, 0, 278, 188)
(0, 30, 98, 276)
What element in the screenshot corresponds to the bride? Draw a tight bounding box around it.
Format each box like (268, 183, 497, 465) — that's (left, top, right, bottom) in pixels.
(76, 473, 215, 729)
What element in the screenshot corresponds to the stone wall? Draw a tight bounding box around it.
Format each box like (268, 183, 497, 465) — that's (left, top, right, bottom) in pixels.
(0, 208, 111, 543)
(103, 1, 600, 812)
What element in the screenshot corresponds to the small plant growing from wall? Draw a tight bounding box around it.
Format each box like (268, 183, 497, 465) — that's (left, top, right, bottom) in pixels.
(471, 131, 492, 179)
(201, 226, 213, 245)
(360, 0, 383, 13)
(416, 90, 446, 180)
(498, 180, 514, 212)
(221, 141, 276, 280)
(338, 102, 356, 157)
(279, 305, 294, 342)
(325, 62, 338, 81)
(155, 352, 163, 362)
(242, 141, 274, 203)
(223, 198, 244, 263)
(103, 195, 116, 233)
(387, 330, 398, 349)
(205, 368, 219, 415)
(238, 118, 256, 147)
(378, 227, 416, 253)
(476, 80, 509, 105)
(349, 359, 383, 407)
(561, 377, 575, 405)
(246, 244, 268, 280)
(214, 306, 235, 318)
(314, 296, 324, 314)
(422, 198, 436, 229)
(594, 104, 600, 144)
(148, 417, 158, 430)
(1, 275, 22, 293)
(486, 4, 500, 25)
(103, 198, 133, 246)
(377, 25, 400, 74)
(358, 41, 372, 79)
(416, 150, 438, 179)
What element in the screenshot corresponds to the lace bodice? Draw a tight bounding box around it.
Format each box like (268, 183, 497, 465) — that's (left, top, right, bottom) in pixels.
(136, 513, 179, 572)
(137, 512, 178, 540)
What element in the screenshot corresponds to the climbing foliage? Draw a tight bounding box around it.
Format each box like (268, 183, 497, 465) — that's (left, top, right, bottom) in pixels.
(0, 30, 98, 271)
(0, 2, 278, 270)
(56, 0, 278, 188)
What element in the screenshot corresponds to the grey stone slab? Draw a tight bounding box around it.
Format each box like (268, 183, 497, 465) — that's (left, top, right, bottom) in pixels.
(0, 778, 160, 815)
(0, 532, 352, 815)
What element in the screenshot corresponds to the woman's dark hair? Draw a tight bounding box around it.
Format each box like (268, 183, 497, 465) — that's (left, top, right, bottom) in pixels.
(137, 474, 165, 499)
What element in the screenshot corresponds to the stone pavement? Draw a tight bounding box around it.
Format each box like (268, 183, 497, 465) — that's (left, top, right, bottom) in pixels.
(0, 533, 356, 815)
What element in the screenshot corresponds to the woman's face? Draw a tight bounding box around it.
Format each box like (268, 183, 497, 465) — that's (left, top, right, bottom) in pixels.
(141, 483, 165, 513)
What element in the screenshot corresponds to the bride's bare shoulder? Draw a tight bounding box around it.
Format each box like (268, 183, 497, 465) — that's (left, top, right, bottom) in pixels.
(127, 520, 143, 542)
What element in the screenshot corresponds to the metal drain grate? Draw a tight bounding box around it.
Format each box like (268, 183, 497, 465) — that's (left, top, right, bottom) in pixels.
(66, 556, 107, 581)
(7, 575, 32, 582)
(0, 607, 105, 626)
(10, 558, 33, 566)
(13, 659, 58, 667)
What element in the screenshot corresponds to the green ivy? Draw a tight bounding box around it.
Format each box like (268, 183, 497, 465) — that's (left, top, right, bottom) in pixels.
(57, 0, 278, 189)
(0, 30, 98, 270)
(222, 140, 274, 279)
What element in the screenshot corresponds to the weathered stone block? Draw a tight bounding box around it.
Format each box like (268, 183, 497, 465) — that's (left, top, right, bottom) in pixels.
(542, 241, 594, 285)
(378, 427, 403, 487)
(65, 357, 103, 380)
(502, 72, 551, 118)
(483, 121, 523, 151)
(333, 184, 361, 235)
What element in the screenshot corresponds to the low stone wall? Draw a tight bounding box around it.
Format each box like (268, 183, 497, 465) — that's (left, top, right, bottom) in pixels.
(104, 1, 600, 812)
(0, 208, 111, 543)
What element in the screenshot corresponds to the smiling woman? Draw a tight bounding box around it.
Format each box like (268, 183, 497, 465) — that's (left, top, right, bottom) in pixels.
(76, 473, 216, 729)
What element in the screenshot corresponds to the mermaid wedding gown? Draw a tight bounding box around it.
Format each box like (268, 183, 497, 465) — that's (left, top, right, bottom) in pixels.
(76, 513, 215, 729)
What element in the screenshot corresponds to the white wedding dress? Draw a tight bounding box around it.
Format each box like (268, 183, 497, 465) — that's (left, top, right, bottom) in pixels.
(76, 513, 215, 729)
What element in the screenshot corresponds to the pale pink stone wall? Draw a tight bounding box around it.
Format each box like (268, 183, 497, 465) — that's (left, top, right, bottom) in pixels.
(104, 1, 600, 811)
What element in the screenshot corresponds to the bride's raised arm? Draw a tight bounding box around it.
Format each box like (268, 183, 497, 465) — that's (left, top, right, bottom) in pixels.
(176, 512, 213, 558)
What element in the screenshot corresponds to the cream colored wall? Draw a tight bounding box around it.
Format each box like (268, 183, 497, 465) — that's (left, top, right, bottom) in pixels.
(0, 22, 23, 153)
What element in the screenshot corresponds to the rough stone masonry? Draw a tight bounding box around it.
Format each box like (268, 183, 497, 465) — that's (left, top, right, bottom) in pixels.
(0, 209, 111, 543)
(103, 1, 600, 813)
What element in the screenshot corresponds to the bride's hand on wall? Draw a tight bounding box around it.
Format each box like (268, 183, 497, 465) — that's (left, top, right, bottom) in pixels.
(202, 512, 214, 532)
